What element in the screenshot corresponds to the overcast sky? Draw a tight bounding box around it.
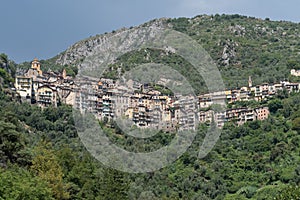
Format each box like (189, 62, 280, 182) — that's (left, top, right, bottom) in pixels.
(1, 0, 299, 63)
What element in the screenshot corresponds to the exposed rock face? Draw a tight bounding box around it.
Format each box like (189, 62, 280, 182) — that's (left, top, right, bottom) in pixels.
(219, 39, 238, 66)
(55, 18, 169, 67)
(228, 24, 246, 36)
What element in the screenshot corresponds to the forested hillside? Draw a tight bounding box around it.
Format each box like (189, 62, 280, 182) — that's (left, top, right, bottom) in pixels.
(1, 58, 300, 199)
(169, 14, 300, 88)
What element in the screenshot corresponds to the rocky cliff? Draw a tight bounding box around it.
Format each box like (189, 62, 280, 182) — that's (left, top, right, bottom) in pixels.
(56, 18, 169, 66)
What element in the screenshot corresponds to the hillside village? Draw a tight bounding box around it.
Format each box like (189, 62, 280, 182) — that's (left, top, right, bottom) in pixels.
(14, 58, 300, 131)
(2, 11, 300, 199)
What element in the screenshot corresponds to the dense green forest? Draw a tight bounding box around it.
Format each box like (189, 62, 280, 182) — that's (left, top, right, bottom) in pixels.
(1, 52, 300, 199)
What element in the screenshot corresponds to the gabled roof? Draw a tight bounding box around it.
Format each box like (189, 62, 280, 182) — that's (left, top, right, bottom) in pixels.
(37, 84, 57, 92)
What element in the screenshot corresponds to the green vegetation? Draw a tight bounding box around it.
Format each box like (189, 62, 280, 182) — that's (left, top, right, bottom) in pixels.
(0, 89, 130, 199)
(103, 48, 206, 94)
(169, 14, 300, 88)
(17, 14, 300, 92)
(0, 53, 16, 87)
(0, 72, 300, 199)
(1, 14, 300, 199)
(152, 84, 174, 96)
(91, 14, 300, 94)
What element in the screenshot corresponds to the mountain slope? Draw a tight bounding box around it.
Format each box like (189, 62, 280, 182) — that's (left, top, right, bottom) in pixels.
(54, 14, 300, 90)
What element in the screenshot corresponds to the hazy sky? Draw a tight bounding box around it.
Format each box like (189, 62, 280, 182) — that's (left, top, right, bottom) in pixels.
(1, 0, 299, 63)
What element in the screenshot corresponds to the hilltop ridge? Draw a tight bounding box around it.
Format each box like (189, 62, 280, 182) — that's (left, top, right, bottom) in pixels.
(52, 14, 300, 90)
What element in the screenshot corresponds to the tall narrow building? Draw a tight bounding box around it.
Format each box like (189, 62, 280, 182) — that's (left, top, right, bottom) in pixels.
(31, 58, 42, 75)
(248, 76, 252, 88)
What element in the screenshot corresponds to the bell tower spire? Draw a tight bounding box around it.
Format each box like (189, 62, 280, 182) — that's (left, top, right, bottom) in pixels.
(248, 76, 252, 88)
(31, 58, 42, 75)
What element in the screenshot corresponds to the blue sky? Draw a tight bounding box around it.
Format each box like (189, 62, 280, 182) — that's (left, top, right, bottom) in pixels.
(1, 0, 299, 63)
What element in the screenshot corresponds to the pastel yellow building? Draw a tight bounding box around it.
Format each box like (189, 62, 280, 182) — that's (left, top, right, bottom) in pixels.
(37, 85, 57, 107)
(31, 58, 42, 75)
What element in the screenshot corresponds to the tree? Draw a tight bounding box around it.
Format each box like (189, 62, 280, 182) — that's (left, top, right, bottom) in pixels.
(99, 167, 130, 200)
(0, 167, 53, 200)
(0, 53, 8, 67)
(0, 68, 13, 85)
(0, 53, 15, 84)
(268, 99, 283, 113)
(0, 120, 25, 165)
(292, 117, 300, 132)
(287, 59, 300, 69)
(31, 142, 70, 199)
(274, 185, 300, 200)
